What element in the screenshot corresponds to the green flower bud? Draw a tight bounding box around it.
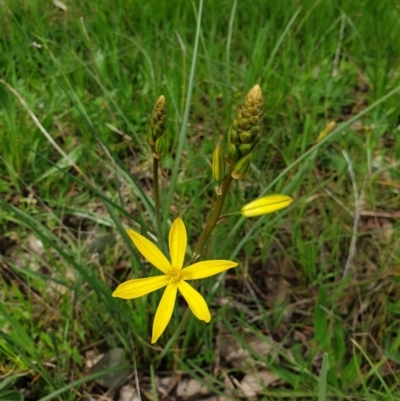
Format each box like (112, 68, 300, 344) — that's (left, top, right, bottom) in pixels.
(238, 143, 253, 156)
(212, 146, 226, 184)
(229, 127, 240, 145)
(232, 153, 252, 180)
(241, 194, 293, 217)
(239, 131, 252, 144)
(147, 126, 155, 146)
(248, 116, 261, 130)
(227, 143, 241, 165)
(154, 136, 163, 157)
(238, 117, 250, 131)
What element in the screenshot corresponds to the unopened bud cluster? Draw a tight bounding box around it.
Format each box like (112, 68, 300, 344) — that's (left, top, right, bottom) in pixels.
(148, 95, 167, 157)
(227, 85, 264, 179)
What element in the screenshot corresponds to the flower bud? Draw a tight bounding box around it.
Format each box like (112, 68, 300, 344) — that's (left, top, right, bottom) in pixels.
(212, 146, 226, 184)
(239, 131, 252, 143)
(238, 143, 253, 156)
(316, 121, 336, 143)
(227, 143, 241, 164)
(229, 127, 240, 145)
(147, 126, 155, 146)
(241, 194, 293, 217)
(154, 136, 163, 157)
(231, 153, 252, 180)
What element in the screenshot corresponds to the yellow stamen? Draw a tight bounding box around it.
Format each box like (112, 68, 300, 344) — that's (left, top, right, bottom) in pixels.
(168, 268, 181, 283)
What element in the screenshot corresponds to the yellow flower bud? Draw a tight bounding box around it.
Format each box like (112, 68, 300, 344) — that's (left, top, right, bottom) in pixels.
(212, 146, 226, 183)
(316, 121, 336, 143)
(231, 154, 252, 180)
(241, 194, 293, 217)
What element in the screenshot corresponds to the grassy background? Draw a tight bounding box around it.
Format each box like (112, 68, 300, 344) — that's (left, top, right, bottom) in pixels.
(1, 0, 400, 399)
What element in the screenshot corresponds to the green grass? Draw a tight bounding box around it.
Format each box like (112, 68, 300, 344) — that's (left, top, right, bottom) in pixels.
(1, 0, 400, 399)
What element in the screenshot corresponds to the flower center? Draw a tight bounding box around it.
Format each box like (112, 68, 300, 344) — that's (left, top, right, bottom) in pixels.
(168, 268, 181, 283)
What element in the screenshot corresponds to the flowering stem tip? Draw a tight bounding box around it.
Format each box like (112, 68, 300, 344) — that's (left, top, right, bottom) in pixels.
(112, 218, 237, 343)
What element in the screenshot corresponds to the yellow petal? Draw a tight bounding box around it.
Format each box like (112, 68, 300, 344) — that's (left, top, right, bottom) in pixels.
(181, 260, 238, 281)
(151, 283, 178, 344)
(112, 275, 169, 299)
(241, 194, 293, 217)
(168, 218, 187, 270)
(178, 280, 211, 322)
(126, 229, 171, 274)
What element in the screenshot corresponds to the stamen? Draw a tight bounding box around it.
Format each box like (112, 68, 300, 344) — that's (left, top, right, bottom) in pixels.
(169, 268, 181, 283)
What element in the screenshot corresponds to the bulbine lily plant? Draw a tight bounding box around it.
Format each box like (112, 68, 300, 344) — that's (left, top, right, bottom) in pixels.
(112, 85, 293, 344)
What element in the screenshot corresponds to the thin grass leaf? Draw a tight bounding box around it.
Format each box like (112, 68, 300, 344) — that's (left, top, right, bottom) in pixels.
(318, 352, 329, 401)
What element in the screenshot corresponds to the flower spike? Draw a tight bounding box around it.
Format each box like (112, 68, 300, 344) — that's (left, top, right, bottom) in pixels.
(148, 95, 167, 156)
(227, 85, 264, 179)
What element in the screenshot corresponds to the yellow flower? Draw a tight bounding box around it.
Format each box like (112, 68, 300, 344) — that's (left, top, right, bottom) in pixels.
(112, 218, 238, 343)
(241, 194, 293, 217)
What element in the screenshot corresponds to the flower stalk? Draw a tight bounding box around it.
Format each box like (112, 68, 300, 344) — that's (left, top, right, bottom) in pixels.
(149, 95, 167, 243)
(153, 157, 161, 242)
(193, 167, 234, 259)
(193, 85, 264, 257)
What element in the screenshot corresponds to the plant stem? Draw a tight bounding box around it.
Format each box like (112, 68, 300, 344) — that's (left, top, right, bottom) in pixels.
(153, 156, 162, 244)
(193, 169, 234, 258)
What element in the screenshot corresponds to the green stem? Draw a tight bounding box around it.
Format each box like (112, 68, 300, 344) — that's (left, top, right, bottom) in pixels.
(193, 170, 234, 258)
(153, 156, 162, 243)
